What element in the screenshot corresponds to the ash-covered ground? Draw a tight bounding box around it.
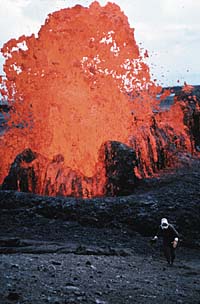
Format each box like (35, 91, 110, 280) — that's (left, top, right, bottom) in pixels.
(0, 160, 200, 304)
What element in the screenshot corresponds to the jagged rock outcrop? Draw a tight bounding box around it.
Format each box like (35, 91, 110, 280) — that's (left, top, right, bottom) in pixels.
(2, 141, 138, 197)
(132, 85, 200, 178)
(99, 141, 138, 196)
(2, 149, 49, 194)
(176, 86, 200, 152)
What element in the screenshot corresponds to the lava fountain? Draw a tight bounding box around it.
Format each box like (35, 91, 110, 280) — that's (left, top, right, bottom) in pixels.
(0, 2, 195, 197)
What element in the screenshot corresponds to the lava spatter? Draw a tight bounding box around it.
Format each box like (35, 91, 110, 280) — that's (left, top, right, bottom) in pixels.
(0, 2, 195, 197)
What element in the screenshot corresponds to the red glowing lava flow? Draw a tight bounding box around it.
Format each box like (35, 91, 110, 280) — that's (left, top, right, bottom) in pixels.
(0, 2, 194, 196)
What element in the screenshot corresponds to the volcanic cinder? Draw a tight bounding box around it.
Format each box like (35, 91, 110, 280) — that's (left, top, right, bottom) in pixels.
(0, 2, 198, 197)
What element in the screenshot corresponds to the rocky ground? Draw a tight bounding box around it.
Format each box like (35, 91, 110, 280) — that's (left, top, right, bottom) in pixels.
(0, 159, 200, 304)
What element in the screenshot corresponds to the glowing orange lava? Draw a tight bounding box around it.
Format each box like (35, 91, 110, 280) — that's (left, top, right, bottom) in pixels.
(0, 2, 195, 197)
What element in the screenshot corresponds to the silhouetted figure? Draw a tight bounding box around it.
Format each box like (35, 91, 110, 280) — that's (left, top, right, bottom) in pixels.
(151, 218, 179, 265)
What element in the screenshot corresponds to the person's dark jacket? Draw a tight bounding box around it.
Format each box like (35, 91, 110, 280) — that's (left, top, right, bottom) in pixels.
(156, 224, 179, 245)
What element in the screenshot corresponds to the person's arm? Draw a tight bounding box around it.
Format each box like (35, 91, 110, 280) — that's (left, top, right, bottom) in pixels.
(151, 226, 161, 243)
(152, 235, 158, 241)
(172, 238, 178, 248)
(170, 225, 179, 248)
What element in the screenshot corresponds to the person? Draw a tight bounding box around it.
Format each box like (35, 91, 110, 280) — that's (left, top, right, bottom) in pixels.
(151, 218, 179, 265)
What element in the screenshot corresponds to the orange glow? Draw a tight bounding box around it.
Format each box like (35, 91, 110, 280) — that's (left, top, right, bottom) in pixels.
(0, 2, 196, 197)
(182, 82, 194, 94)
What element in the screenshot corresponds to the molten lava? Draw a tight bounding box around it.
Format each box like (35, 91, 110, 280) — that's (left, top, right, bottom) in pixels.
(0, 2, 197, 197)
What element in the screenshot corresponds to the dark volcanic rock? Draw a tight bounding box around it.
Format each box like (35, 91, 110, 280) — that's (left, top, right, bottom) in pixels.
(0, 237, 20, 247)
(2, 141, 138, 197)
(0, 158, 200, 247)
(99, 141, 138, 196)
(2, 148, 48, 194)
(0, 159, 200, 304)
(6, 292, 21, 301)
(176, 86, 200, 152)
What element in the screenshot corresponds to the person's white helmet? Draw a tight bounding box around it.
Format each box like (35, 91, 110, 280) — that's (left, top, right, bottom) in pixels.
(161, 218, 169, 229)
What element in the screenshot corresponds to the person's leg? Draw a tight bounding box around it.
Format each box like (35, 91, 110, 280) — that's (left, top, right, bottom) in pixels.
(170, 246, 176, 265)
(163, 245, 171, 264)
